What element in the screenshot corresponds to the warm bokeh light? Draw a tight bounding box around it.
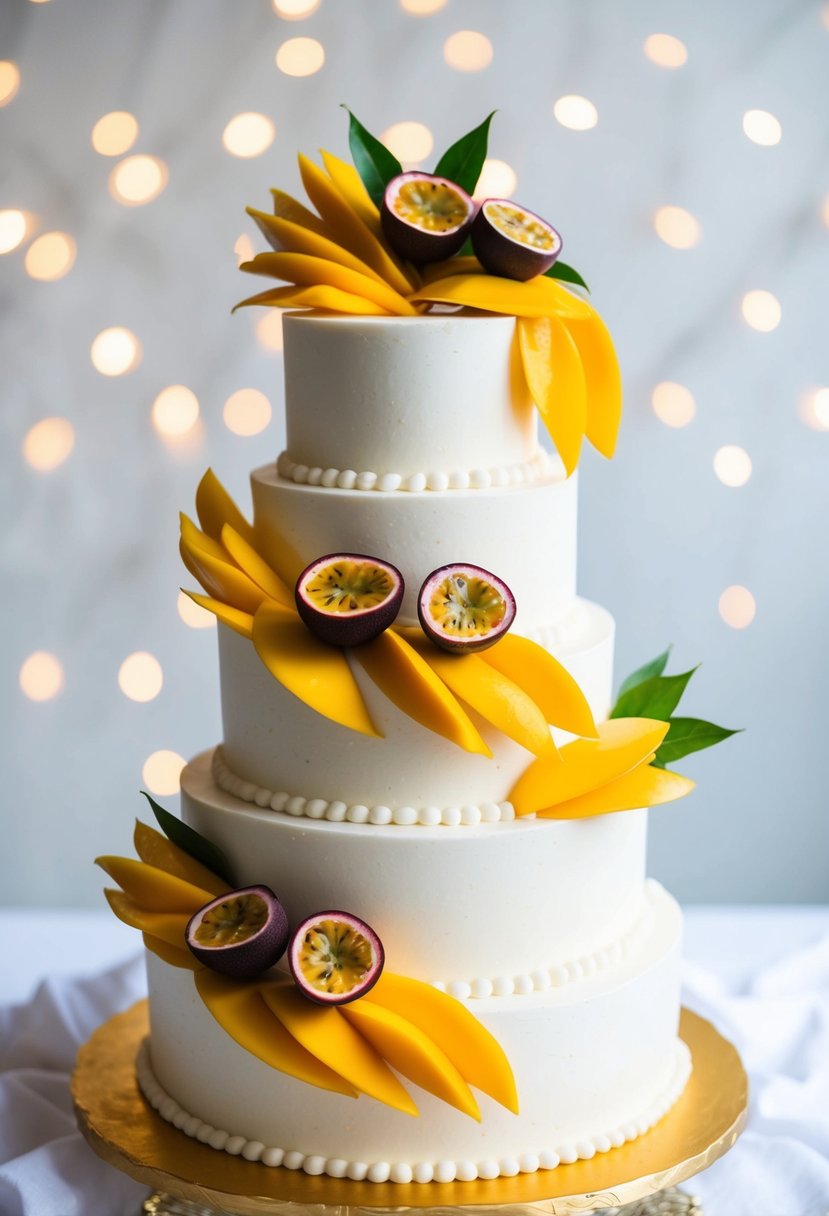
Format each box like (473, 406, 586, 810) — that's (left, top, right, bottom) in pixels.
(273, 0, 320, 15)
(151, 385, 200, 438)
(653, 205, 701, 249)
(142, 750, 186, 796)
(741, 289, 781, 332)
(256, 310, 285, 351)
(643, 33, 688, 68)
(713, 445, 752, 487)
(651, 382, 696, 428)
(473, 158, 517, 201)
(742, 109, 782, 147)
(234, 233, 255, 266)
(799, 387, 829, 431)
(20, 652, 64, 702)
(177, 590, 216, 630)
(719, 585, 756, 630)
(118, 652, 164, 702)
(275, 36, 325, 76)
(0, 61, 20, 107)
(109, 155, 168, 206)
(401, 0, 447, 12)
(91, 327, 141, 376)
(823, 2, 829, 31)
(554, 95, 598, 131)
(24, 231, 76, 281)
(223, 388, 272, 436)
(22, 417, 75, 471)
(443, 30, 493, 71)
(0, 209, 27, 254)
(381, 121, 434, 164)
(91, 111, 139, 156)
(822, 195, 829, 229)
(222, 112, 276, 158)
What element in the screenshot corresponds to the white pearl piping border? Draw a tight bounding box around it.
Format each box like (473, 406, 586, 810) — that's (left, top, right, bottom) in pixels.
(212, 747, 516, 827)
(136, 1037, 692, 1184)
(276, 447, 554, 493)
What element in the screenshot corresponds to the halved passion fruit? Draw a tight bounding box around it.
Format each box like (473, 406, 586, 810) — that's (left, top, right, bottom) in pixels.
(381, 172, 475, 264)
(186, 885, 289, 980)
(295, 553, 404, 647)
(289, 911, 384, 1006)
(418, 563, 516, 654)
(471, 198, 562, 281)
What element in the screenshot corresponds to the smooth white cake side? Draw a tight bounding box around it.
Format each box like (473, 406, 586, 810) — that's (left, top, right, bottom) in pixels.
(282, 313, 537, 479)
(145, 884, 687, 1180)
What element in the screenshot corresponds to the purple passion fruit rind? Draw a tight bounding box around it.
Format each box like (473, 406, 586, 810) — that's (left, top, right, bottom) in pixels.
(186, 885, 290, 980)
(295, 553, 405, 647)
(471, 199, 562, 281)
(289, 910, 385, 1006)
(381, 172, 475, 264)
(418, 563, 517, 654)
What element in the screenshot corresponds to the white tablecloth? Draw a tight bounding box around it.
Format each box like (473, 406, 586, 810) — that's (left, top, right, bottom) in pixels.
(1, 907, 827, 1216)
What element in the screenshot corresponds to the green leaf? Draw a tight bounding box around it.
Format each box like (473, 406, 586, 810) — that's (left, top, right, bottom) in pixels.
(610, 667, 698, 722)
(544, 260, 591, 293)
(653, 718, 742, 768)
(342, 106, 402, 209)
(433, 111, 496, 196)
(141, 791, 236, 887)
(616, 647, 673, 700)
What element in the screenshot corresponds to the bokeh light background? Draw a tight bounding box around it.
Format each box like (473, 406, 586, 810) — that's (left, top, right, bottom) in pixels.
(2, 0, 827, 906)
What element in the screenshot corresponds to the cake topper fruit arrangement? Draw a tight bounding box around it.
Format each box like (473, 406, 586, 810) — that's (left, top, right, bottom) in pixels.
(235, 108, 621, 476)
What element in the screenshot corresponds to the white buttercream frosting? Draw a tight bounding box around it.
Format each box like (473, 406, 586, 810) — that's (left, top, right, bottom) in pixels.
(136, 1035, 691, 1183)
(276, 447, 554, 493)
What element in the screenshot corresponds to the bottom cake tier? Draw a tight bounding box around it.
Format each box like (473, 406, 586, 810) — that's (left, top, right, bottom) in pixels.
(143, 882, 689, 1184)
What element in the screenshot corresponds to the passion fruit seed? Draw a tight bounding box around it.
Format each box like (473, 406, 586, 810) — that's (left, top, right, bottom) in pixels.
(471, 198, 562, 282)
(289, 910, 384, 1006)
(186, 885, 290, 980)
(295, 553, 404, 647)
(418, 563, 517, 654)
(381, 172, 475, 264)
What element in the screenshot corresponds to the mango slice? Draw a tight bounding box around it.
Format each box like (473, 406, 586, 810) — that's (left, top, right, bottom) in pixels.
(104, 889, 190, 950)
(179, 536, 265, 615)
(270, 187, 331, 238)
(220, 524, 293, 608)
(240, 251, 417, 316)
(481, 633, 597, 738)
(539, 764, 695, 819)
(96, 857, 212, 914)
(564, 306, 623, 459)
(342, 998, 480, 1120)
(409, 273, 592, 321)
(319, 150, 382, 233)
(247, 208, 387, 284)
(181, 591, 254, 640)
(261, 984, 417, 1115)
(195, 468, 256, 548)
(142, 931, 199, 971)
(196, 972, 357, 1098)
(356, 630, 490, 757)
(419, 255, 485, 284)
(234, 283, 392, 316)
(404, 635, 556, 759)
(253, 603, 380, 738)
(509, 718, 670, 817)
(371, 973, 519, 1114)
(518, 315, 586, 477)
(179, 513, 229, 565)
(134, 821, 229, 897)
(298, 154, 414, 298)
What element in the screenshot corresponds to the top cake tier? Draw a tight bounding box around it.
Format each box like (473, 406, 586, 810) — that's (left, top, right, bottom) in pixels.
(281, 312, 538, 482)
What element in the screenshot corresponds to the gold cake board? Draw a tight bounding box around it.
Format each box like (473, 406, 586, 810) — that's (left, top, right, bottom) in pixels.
(72, 1001, 746, 1215)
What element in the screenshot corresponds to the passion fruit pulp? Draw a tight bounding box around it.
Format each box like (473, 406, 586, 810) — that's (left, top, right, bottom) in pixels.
(295, 553, 404, 647)
(186, 885, 290, 980)
(381, 172, 475, 264)
(289, 910, 384, 1006)
(471, 198, 562, 281)
(418, 563, 516, 654)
